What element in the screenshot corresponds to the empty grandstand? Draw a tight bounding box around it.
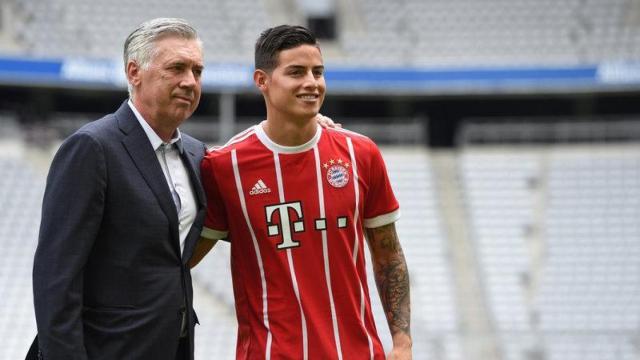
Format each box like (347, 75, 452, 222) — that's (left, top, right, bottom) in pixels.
(4, 0, 640, 66)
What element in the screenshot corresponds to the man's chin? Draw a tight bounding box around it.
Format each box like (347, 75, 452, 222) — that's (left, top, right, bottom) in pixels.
(169, 109, 194, 124)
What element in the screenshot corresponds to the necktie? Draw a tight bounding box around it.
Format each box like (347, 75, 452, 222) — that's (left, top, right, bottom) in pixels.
(160, 144, 182, 213)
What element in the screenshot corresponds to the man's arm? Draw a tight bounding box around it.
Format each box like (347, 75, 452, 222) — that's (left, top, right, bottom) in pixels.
(188, 236, 219, 268)
(195, 152, 230, 269)
(33, 132, 106, 359)
(365, 222, 412, 359)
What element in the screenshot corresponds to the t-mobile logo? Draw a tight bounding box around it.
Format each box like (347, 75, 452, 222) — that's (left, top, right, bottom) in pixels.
(264, 201, 350, 250)
(265, 201, 304, 249)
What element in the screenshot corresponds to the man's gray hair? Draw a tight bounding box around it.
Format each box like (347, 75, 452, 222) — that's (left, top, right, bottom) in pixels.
(124, 18, 202, 96)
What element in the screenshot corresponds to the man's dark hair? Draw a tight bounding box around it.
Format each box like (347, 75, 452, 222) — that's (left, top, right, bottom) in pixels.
(255, 25, 318, 72)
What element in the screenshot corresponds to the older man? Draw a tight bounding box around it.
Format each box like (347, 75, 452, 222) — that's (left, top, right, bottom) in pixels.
(33, 18, 207, 360)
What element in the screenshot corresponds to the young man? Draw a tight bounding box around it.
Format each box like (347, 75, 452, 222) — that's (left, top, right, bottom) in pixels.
(193, 25, 412, 359)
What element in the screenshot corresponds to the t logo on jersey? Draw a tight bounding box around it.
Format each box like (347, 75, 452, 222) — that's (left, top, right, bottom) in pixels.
(265, 201, 304, 249)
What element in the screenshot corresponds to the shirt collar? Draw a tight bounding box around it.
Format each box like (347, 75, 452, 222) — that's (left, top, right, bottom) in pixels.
(128, 99, 183, 153)
(255, 121, 322, 154)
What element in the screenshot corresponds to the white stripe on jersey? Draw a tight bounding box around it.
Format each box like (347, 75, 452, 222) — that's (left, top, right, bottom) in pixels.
(313, 145, 343, 360)
(232, 149, 272, 360)
(273, 152, 309, 360)
(346, 137, 374, 360)
(346, 137, 361, 263)
(361, 286, 373, 360)
(218, 127, 257, 150)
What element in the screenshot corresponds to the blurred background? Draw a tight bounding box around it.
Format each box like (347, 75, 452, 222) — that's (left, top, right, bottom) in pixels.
(1, 0, 640, 359)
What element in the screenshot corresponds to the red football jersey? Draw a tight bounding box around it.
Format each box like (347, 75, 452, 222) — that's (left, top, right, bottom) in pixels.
(201, 123, 400, 360)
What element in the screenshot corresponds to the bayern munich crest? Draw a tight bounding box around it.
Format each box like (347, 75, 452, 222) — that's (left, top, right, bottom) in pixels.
(323, 158, 350, 188)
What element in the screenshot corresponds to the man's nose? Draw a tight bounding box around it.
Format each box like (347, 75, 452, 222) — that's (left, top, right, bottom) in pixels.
(302, 71, 319, 88)
(180, 69, 198, 88)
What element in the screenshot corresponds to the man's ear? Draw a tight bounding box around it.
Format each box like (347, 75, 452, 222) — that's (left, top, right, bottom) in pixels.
(126, 60, 142, 88)
(253, 69, 268, 91)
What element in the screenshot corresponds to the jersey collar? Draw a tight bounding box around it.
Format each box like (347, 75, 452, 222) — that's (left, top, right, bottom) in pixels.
(255, 121, 322, 154)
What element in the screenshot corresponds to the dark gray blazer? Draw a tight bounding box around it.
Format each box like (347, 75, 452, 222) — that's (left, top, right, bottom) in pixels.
(33, 101, 207, 360)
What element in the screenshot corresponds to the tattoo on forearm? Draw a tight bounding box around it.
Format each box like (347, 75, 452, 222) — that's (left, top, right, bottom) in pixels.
(367, 225, 411, 337)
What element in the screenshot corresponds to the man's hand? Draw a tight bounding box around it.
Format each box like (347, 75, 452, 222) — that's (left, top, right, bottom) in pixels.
(388, 347, 412, 360)
(315, 113, 341, 129)
(387, 332, 412, 359)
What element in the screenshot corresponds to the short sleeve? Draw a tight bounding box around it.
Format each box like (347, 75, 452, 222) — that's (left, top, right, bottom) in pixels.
(362, 142, 400, 228)
(200, 153, 229, 240)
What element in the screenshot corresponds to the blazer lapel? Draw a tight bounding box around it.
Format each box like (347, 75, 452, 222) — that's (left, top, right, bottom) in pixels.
(181, 140, 206, 209)
(179, 139, 206, 263)
(116, 103, 181, 256)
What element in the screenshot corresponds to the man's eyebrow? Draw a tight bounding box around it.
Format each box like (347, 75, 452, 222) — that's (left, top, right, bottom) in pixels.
(284, 65, 306, 70)
(168, 59, 204, 67)
(284, 65, 325, 70)
(167, 59, 188, 67)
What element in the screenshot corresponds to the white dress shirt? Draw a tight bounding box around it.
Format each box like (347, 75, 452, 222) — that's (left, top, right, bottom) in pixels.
(128, 100, 197, 255)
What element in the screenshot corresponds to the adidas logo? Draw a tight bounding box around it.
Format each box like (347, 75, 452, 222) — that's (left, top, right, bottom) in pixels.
(249, 179, 272, 195)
